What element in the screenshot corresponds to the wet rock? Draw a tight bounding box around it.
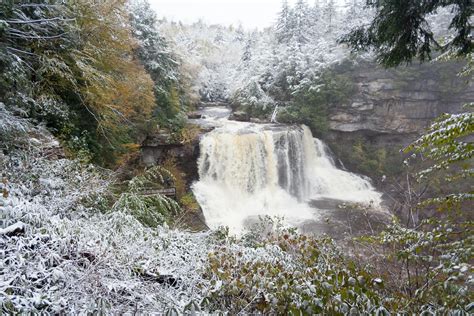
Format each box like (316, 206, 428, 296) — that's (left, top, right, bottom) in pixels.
(187, 112, 202, 119)
(142, 131, 175, 147)
(229, 111, 249, 122)
(180, 208, 209, 232)
(250, 117, 267, 124)
(141, 128, 203, 183)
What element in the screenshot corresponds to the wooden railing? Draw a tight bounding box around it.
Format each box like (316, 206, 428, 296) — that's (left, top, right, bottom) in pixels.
(140, 188, 176, 198)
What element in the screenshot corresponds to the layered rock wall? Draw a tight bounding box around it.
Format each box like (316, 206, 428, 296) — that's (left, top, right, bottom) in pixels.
(329, 61, 473, 136)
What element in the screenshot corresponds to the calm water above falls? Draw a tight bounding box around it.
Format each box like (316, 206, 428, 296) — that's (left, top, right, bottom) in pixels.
(191, 107, 383, 233)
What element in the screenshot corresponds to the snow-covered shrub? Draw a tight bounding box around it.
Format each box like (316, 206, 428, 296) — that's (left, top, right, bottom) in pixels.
(112, 166, 182, 227)
(202, 218, 390, 314)
(0, 118, 211, 314)
(0, 103, 30, 146)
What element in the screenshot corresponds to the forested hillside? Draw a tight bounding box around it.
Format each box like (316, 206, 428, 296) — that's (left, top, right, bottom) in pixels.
(157, 0, 471, 187)
(159, 1, 458, 132)
(1, 0, 472, 314)
(0, 0, 192, 168)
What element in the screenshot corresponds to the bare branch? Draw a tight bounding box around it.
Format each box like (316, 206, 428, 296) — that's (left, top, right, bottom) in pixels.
(6, 17, 75, 24)
(18, 4, 63, 8)
(6, 32, 67, 40)
(6, 46, 38, 57)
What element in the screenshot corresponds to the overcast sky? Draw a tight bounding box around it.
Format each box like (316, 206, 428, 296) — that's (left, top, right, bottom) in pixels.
(148, 0, 346, 30)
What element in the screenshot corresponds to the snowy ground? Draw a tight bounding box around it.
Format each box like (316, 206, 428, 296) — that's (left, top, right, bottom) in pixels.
(0, 106, 217, 313)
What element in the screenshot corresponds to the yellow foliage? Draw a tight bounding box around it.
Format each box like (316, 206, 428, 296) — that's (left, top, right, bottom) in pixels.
(116, 143, 142, 167)
(176, 124, 201, 144)
(162, 157, 186, 199)
(71, 0, 155, 133)
(112, 61, 155, 122)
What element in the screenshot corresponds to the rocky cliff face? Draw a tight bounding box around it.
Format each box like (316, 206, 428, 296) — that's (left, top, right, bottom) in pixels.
(141, 131, 202, 188)
(328, 61, 473, 136)
(325, 61, 473, 185)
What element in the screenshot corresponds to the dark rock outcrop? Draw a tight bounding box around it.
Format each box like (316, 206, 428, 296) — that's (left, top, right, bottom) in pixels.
(187, 112, 202, 119)
(229, 111, 250, 122)
(323, 60, 473, 187)
(141, 134, 201, 187)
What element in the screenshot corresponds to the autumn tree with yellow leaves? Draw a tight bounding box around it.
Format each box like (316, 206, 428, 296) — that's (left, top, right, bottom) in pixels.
(0, 0, 161, 166)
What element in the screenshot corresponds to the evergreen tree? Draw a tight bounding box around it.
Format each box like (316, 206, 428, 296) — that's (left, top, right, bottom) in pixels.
(342, 0, 374, 34)
(323, 0, 337, 34)
(129, 0, 181, 120)
(235, 24, 245, 42)
(276, 0, 293, 44)
(214, 27, 224, 44)
(309, 0, 322, 38)
(293, 0, 311, 44)
(241, 37, 253, 64)
(340, 0, 473, 66)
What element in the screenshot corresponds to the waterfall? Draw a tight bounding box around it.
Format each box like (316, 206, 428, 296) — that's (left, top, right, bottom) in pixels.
(270, 104, 279, 123)
(192, 121, 382, 232)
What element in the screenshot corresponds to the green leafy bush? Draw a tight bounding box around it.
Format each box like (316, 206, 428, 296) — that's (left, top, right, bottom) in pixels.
(203, 219, 389, 314)
(112, 166, 181, 227)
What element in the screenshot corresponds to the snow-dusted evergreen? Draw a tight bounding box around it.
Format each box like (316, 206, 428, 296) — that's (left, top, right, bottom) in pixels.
(159, 0, 374, 116)
(159, 21, 246, 102)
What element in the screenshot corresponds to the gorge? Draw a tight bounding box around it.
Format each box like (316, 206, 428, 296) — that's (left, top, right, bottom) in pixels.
(1, 0, 472, 313)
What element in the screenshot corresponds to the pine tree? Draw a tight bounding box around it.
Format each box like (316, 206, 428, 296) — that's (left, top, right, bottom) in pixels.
(235, 24, 245, 42)
(323, 0, 337, 34)
(242, 37, 253, 64)
(276, 0, 293, 44)
(293, 0, 311, 44)
(309, 0, 322, 38)
(340, 0, 473, 66)
(214, 27, 224, 44)
(342, 0, 374, 34)
(129, 0, 181, 121)
(129, 0, 178, 94)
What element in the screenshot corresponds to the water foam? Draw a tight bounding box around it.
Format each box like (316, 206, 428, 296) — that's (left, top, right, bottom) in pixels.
(192, 119, 382, 232)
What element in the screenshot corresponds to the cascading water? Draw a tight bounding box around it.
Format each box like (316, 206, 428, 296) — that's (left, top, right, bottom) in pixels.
(192, 111, 382, 232)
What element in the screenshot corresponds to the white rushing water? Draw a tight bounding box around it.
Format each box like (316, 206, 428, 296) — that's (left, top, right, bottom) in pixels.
(192, 110, 382, 233)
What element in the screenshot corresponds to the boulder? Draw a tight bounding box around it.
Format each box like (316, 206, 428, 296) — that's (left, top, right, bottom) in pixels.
(142, 131, 175, 147)
(229, 111, 249, 122)
(187, 112, 202, 119)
